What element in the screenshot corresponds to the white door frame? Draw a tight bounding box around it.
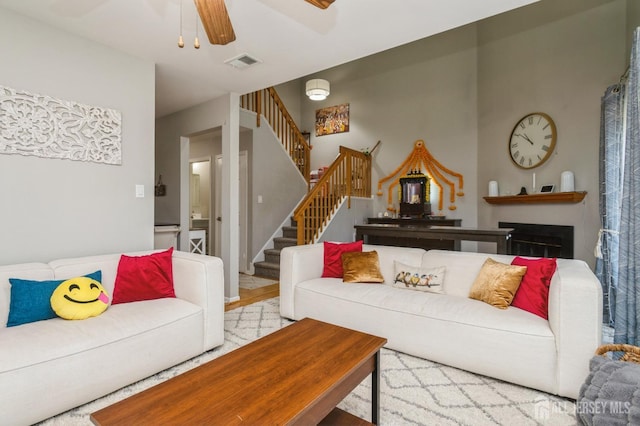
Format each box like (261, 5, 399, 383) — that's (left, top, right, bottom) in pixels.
(178, 92, 240, 303)
(215, 150, 248, 273)
(239, 151, 248, 273)
(214, 155, 222, 257)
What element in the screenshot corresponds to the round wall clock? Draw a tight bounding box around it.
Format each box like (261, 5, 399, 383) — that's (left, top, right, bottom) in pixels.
(508, 112, 557, 169)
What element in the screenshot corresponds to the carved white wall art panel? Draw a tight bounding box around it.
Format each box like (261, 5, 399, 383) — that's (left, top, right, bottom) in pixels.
(0, 85, 122, 165)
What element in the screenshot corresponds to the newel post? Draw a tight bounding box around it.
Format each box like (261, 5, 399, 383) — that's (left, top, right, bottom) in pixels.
(295, 213, 305, 245)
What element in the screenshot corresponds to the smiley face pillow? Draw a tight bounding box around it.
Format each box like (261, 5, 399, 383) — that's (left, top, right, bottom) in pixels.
(50, 276, 110, 320)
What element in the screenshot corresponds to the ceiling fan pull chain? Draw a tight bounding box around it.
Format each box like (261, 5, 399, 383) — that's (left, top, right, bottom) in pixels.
(178, 0, 185, 48)
(194, 9, 200, 49)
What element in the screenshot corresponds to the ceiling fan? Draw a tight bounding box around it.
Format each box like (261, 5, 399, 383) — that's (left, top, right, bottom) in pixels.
(193, 0, 336, 46)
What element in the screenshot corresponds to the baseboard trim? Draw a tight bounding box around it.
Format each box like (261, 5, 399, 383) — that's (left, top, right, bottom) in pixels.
(225, 296, 240, 304)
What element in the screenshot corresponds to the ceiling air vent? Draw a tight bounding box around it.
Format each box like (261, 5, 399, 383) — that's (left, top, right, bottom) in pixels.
(224, 53, 261, 69)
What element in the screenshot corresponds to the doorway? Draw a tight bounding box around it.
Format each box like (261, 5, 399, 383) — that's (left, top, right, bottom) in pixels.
(189, 158, 211, 254)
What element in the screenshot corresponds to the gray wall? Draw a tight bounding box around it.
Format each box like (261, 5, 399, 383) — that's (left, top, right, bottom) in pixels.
(188, 128, 254, 257)
(274, 81, 304, 130)
(155, 96, 233, 225)
(240, 112, 308, 261)
(319, 198, 373, 243)
(154, 0, 631, 269)
(0, 8, 155, 265)
(281, 0, 628, 267)
(156, 107, 306, 265)
(476, 0, 625, 267)
(299, 24, 480, 231)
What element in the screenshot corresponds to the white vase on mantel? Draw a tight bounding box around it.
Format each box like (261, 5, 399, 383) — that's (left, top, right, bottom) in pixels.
(488, 181, 499, 197)
(560, 171, 574, 192)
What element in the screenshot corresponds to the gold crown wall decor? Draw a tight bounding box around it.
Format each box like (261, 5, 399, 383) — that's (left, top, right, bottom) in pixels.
(377, 139, 464, 212)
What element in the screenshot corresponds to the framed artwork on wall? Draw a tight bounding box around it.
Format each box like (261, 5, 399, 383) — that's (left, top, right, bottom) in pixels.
(315, 103, 349, 136)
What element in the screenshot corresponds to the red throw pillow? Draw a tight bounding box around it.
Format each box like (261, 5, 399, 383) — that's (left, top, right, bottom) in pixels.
(112, 248, 176, 305)
(510, 256, 557, 319)
(322, 241, 363, 278)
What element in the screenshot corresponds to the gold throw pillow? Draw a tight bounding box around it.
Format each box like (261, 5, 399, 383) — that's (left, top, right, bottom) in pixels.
(469, 258, 527, 309)
(342, 251, 385, 283)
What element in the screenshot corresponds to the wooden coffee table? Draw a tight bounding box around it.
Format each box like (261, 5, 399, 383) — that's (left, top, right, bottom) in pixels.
(91, 318, 387, 425)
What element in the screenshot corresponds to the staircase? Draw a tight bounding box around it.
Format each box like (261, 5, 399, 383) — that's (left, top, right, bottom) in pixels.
(294, 146, 371, 245)
(241, 87, 309, 281)
(241, 87, 372, 281)
(240, 87, 311, 185)
(250, 147, 372, 281)
(253, 218, 298, 279)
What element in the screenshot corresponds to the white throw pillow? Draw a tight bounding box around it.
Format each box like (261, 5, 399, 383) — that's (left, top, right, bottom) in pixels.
(393, 261, 445, 294)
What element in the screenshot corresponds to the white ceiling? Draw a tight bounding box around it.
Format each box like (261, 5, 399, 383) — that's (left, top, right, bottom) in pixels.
(0, 0, 538, 117)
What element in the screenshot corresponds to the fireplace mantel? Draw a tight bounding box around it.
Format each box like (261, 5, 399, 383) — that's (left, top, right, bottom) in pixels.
(483, 191, 586, 205)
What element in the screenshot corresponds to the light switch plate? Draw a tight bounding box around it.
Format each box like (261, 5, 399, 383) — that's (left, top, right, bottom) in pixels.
(135, 184, 144, 198)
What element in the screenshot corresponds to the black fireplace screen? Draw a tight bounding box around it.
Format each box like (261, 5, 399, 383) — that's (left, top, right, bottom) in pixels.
(499, 222, 574, 259)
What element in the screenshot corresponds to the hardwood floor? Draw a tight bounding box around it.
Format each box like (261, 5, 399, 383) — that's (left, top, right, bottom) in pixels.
(225, 283, 279, 311)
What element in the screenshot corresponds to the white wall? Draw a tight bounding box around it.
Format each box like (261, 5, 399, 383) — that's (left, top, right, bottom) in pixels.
(0, 8, 155, 265)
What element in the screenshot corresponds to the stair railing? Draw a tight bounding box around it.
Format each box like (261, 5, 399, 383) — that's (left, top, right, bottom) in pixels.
(240, 87, 311, 184)
(293, 146, 371, 245)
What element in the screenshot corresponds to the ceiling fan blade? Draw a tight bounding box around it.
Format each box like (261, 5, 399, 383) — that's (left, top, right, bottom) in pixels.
(194, 0, 236, 46)
(305, 0, 336, 9)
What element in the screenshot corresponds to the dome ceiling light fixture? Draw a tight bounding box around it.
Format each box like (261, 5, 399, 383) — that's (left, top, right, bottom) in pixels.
(306, 79, 330, 101)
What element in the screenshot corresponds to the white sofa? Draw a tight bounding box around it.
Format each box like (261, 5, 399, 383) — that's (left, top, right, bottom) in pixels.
(280, 244, 603, 399)
(0, 250, 224, 425)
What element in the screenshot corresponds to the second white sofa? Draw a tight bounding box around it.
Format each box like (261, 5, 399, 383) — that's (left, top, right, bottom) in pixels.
(280, 244, 603, 399)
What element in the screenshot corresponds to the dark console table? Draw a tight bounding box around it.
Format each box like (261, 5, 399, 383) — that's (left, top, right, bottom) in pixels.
(367, 217, 462, 227)
(364, 217, 462, 250)
(355, 224, 513, 254)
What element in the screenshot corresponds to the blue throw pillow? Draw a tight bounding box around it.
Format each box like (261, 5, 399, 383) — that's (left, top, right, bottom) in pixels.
(7, 270, 102, 327)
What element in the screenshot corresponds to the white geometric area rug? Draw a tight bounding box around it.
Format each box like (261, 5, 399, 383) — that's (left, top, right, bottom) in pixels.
(39, 298, 578, 426)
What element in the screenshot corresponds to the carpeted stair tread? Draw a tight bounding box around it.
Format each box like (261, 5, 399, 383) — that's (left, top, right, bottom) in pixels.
(255, 220, 297, 279)
(282, 226, 297, 238)
(273, 237, 297, 250)
(254, 261, 280, 279)
(273, 237, 296, 243)
(255, 261, 280, 270)
(263, 249, 281, 264)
